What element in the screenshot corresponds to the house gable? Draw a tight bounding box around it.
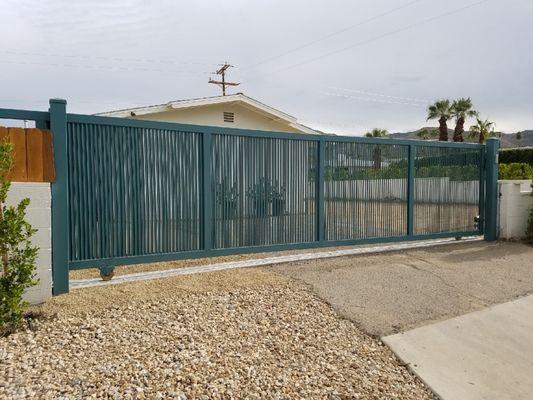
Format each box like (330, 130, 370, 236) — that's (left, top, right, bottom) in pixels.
(96, 94, 317, 134)
(132, 102, 303, 133)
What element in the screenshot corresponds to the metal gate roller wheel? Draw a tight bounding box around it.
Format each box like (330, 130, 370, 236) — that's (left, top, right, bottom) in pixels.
(99, 266, 115, 281)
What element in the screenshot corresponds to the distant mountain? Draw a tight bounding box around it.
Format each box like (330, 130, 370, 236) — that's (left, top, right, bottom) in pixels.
(390, 128, 533, 148)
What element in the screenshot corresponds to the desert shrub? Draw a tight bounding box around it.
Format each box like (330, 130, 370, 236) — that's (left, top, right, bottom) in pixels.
(0, 141, 39, 335)
(498, 163, 533, 180)
(499, 147, 533, 165)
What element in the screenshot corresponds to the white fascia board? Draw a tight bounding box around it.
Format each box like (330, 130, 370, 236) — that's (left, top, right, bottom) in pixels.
(96, 104, 171, 117)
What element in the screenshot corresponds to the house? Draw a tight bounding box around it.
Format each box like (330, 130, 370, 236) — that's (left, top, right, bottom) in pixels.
(96, 93, 318, 134)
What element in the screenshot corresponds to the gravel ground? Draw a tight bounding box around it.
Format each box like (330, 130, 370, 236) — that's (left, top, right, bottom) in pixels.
(1, 269, 432, 399)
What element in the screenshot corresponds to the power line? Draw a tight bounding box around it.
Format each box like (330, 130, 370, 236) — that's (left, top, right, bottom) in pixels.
(244, 0, 425, 70)
(325, 85, 430, 104)
(0, 50, 217, 68)
(268, 0, 490, 75)
(0, 58, 211, 75)
(321, 91, 426, 107)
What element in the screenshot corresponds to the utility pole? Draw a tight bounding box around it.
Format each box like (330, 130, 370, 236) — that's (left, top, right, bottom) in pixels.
(208, 62, 239, 96)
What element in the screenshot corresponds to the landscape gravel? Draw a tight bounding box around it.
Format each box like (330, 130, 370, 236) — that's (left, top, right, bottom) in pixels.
(1, 269, 433, 399)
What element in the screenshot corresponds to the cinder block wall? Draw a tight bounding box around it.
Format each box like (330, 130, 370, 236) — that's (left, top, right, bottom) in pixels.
(499, 180, 533, 239)
(6, 183, 52, 304)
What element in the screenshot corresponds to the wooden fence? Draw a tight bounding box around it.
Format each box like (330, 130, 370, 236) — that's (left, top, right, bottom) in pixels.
(0, 126, 55, 182)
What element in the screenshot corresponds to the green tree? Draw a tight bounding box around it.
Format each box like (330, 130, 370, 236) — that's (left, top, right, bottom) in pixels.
(451, 98, 478, 142)
(0, 141, 38, 335)
(365, 128, 388, 138)
(365, 129, 388, 170)
(469, 117, 495, 144)
(416, 127, 439, 140)
(427, 99, 452, 141)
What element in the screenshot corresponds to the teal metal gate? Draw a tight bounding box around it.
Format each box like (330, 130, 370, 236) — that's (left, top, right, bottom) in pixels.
(0, 100, 500, 295)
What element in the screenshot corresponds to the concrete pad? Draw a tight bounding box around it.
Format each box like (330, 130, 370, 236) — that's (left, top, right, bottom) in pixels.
(271, 241, 533, 336)
(383, 294, 533, 400)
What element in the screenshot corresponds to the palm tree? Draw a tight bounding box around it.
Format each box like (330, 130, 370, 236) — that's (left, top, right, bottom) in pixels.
(416, 127, 439, 140)
(365, 128, 388, 138)
(469, 118, 494, 144)
(427, 100, 452, 141)
(451, 98, 478, 142)
(365, 129, 388, 170)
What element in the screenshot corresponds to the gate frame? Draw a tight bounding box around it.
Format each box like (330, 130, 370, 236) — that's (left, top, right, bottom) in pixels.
(0, 99, 500, 295)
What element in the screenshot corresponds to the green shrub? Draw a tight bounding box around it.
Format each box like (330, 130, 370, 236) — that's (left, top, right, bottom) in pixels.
(499, 147, 533, 165)
(325, 164, 479, 181)
(498, 163, 533, 180)
(0, 141, 39, 335)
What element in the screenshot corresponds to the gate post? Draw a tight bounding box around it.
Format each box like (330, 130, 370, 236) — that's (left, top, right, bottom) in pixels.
(484, 137, 500, 241)
(50, 99, 69, 295)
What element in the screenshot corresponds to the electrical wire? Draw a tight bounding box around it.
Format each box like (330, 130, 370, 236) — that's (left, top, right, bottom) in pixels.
(0, 59, 211, 75)
(324, 86, 430, 104)
(244, 0, 425, 70)
(267, 0, 491, 75)
(0, 50, 217, 67)
(320, 91, 426, 107)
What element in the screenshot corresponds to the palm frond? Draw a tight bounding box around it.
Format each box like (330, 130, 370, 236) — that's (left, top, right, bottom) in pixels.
(426, 99, 451, 121)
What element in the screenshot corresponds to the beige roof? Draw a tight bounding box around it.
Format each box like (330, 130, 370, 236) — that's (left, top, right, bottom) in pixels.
(96, 93, 318, 134)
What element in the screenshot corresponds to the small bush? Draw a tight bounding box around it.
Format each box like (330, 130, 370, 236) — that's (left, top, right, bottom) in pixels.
(0, 141, 39, 335)
(499, 147, 533, 165)
(498, 163, 533, 180)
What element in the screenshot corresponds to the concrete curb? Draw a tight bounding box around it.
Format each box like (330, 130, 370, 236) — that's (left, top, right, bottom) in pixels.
(71, 237, 482, 290)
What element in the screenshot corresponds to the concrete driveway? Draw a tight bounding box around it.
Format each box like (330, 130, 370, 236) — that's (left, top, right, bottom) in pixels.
(271, 241, 533, 337)
(383, 294, 533, 400)
(270, 240, 533, 399)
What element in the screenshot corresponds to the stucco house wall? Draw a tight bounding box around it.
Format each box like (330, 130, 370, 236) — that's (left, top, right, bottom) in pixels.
(134, 103, 302, 133)
(97, 94, 317, 134)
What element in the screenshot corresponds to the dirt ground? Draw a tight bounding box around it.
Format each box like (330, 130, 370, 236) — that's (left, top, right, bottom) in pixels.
(1, 269, 432, 399)
(269, 241, 533, 337)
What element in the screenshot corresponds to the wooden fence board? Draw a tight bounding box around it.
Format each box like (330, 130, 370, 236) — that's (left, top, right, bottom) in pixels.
(42, 129, 55, 182)
(26, 128, 44, 181)
(8, 127, 27, 181)
(0, 126, 55, 182)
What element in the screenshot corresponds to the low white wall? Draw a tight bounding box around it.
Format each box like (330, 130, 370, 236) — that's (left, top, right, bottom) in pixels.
(320, 178, 479, 204)
(6, 183, 52, 304)
(498, 180, 533, 239)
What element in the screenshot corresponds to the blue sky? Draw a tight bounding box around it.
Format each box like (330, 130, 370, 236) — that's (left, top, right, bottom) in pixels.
(1, 0, 531, 134)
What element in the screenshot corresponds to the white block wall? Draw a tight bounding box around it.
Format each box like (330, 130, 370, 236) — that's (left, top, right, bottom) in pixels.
(499, 180, 533, 239)
(321, 178, 480, 204)
(6, 183, 52, 304)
